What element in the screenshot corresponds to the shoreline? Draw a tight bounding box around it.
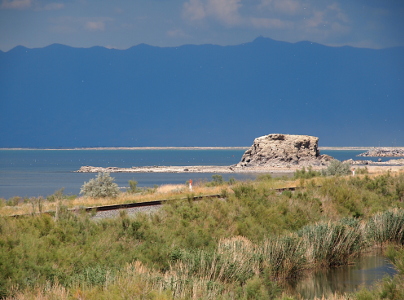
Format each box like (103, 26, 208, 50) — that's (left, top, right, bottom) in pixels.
(76, 162, 404, 174)
(2, 146, 404, 151)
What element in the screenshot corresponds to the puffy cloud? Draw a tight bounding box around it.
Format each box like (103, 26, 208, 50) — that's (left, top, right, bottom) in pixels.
(1, 0, 31, 9)
(183, 0, 242, 26)
(207, 0, 242, 26)
(183, 0, 206, 21)
(85, 21, 106, 31)
(302, 3, 350, 35)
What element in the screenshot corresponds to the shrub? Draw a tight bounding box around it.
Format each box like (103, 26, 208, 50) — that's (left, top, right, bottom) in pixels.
(47, 187, 66, 202)
(322, 160, 351, 176)
(228, 177, 237, 185)
(80, 172, 120, 198)
(127, 179, 138, 194)
(294, 166, 321, 179)
(356, 167, 369, 175)
(6, 196, 22, 206)
(257, 174, 273, 181)
(205, 174, 225, 187)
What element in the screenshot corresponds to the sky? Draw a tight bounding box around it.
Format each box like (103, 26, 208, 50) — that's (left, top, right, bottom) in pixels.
(0, 0, 403, 52)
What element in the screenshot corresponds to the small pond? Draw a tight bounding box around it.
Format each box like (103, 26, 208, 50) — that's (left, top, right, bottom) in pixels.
(285, 252, 397, 299)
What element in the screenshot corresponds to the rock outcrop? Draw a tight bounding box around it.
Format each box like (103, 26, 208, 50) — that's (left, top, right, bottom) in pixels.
(236, 134, 333, 168)
(357, 148, 404, 157)
(343, 158, 404, 166)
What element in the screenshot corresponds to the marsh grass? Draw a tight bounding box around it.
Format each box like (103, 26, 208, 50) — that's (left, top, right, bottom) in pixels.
(298, 221, 363, 267)
(366, 209, 404, 245)
(261, 235, 305, 279)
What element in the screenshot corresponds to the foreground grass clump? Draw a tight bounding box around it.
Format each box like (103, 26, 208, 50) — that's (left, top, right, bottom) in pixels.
(1, 171, 404, 299)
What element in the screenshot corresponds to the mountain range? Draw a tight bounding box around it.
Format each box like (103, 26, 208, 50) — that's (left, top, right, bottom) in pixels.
(1, 37, 403, 147)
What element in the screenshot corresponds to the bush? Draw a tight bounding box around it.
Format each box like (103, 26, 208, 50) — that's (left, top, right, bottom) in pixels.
(294, 166, 321, 179)
(322, 160, 351, 176)
(6, 196, 22, 206)
(356, 167, 369, 175)
(127, 179, 138, 194)
(80, 172, 120, 198)
(47, 188, 66, 202)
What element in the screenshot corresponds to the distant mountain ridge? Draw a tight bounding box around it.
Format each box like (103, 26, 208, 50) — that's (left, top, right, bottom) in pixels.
(1, 37, 403, 147)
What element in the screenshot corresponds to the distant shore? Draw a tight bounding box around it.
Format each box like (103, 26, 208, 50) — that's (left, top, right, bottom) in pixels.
(0, 147, 249, 151)
(1, 146, 403, 151)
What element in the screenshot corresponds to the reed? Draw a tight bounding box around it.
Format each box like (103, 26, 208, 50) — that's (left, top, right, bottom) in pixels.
(298, 221, 363, 267)
(260, 235, 305, 279)
(169, 236, 260, 285)
(365, 208, 404, 245)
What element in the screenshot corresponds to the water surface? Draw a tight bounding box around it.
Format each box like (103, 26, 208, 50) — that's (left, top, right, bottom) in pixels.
(287, 253, 397, 299)
(0, 149, 396, 199)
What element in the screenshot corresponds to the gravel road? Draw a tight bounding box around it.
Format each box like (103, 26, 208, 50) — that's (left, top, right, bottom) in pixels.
(91, 205, 161, 220)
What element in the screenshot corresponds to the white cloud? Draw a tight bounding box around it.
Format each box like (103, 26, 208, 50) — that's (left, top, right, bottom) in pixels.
(183, 0, 242, 26)
(206, 0, 242, 26)
(183, 0, 206, 21)
(302, 3, 350, 35)
(1, 0, 31, 9)
(85, 21, 106, 31)
(305, 10, 324, 28)
(259, 0, 302, 15)
(49, 17, 112, 34)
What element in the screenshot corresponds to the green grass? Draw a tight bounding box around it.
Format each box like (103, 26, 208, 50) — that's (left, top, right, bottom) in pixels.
(1, 171, 404, 299)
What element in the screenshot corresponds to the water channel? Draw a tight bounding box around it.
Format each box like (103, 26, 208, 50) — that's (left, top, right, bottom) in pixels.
(286, 252, 397, 299)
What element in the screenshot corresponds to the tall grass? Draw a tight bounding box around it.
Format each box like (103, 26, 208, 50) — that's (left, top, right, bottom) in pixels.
(261, 235, 305, 279)
(298, 221, 363, 267)
(366, 209, 404, 245)
(169, 237, 260, 285)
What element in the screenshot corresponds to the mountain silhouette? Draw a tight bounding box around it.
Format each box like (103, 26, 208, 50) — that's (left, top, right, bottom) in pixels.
(1, 37, 403, 147)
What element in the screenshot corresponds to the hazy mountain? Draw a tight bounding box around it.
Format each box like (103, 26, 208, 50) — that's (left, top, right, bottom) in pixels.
(1, 37, 403, 147)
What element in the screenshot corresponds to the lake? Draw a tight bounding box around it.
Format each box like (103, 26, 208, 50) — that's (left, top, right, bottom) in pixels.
(0, 149, 390, 199)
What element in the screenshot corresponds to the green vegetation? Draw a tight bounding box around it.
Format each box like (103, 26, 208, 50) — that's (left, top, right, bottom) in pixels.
(80, 172, 120, 198)
(321, 160, 352, 176)
(1, 171, 404, 299)
(127, 179, 138, 194)
(293, 166, 321, 179)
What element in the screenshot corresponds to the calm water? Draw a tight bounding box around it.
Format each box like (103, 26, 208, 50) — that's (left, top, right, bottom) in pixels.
(288, 252, 397, 299)
(0, 149, 393, 199)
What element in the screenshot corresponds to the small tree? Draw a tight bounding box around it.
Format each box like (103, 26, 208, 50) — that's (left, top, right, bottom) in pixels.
(80, 172, 120, 198)
(321, 160, 351, 176)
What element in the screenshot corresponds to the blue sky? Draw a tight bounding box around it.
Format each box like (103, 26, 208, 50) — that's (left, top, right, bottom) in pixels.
(0, 0, 403, 51)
